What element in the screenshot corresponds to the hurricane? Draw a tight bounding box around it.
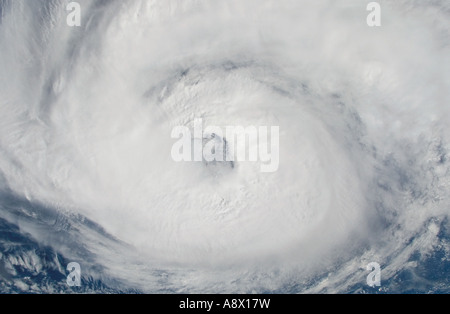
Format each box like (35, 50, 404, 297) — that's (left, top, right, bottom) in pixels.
(0, 0, 449, 293)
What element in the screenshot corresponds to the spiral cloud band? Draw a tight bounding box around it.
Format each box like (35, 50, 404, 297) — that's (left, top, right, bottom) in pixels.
(0, 0, 449, 293)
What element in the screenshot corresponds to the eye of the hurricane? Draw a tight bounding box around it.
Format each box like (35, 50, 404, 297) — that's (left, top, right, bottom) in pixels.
(200, 133, 235, 170)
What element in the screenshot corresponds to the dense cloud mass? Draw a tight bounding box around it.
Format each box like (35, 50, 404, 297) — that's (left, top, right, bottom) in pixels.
(0, 0, 449, 293)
